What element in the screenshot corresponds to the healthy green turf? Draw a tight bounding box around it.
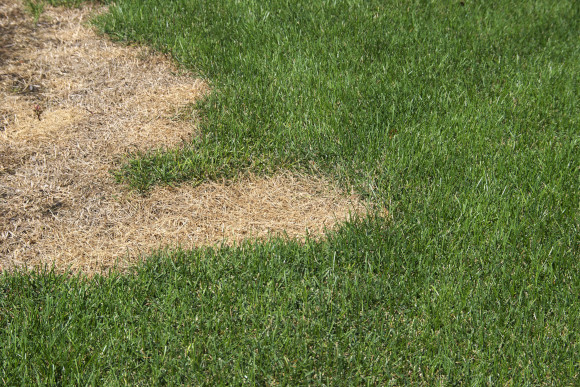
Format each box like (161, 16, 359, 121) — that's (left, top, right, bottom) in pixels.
(1, 0, 578, 384)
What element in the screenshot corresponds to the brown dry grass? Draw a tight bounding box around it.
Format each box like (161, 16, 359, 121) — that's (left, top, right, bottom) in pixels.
(0, 1, 368, 274)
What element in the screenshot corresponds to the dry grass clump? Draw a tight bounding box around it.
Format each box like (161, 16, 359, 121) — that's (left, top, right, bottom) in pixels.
(0, 0, 367, 274)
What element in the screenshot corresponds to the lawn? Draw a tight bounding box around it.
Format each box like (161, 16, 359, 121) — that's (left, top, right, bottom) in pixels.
(1, 0, 578, 384)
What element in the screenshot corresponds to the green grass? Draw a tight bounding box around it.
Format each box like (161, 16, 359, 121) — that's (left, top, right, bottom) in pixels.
(24, 0, 45, 23)
(1, 0, 579, 384)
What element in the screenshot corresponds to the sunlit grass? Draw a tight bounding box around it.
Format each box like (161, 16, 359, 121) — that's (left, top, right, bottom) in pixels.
(1, 0, 578, 384)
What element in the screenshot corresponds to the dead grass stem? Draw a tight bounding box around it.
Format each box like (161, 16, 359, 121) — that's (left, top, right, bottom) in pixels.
(0, 0, 367, 274)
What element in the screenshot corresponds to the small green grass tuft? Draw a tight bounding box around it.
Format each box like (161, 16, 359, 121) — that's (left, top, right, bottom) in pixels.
(45, 0, 100, 8)
(24, 0, 45, 23)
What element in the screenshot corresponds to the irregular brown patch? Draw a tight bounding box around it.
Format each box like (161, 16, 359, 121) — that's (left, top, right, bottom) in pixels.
(0, 1, 367, 274)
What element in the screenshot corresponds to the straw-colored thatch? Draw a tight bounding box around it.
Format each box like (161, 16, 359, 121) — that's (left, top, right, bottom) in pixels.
(0, 1, 367, 274)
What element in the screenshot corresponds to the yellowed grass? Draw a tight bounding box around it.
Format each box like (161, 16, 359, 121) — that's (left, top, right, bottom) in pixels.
(0, 1, 368, 274)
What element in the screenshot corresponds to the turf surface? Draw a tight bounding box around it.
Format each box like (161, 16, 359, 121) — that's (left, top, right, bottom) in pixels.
(1, 0, 578, 384)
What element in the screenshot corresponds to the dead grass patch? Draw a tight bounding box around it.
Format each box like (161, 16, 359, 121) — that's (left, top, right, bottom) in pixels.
(0, 1, 368, 274)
